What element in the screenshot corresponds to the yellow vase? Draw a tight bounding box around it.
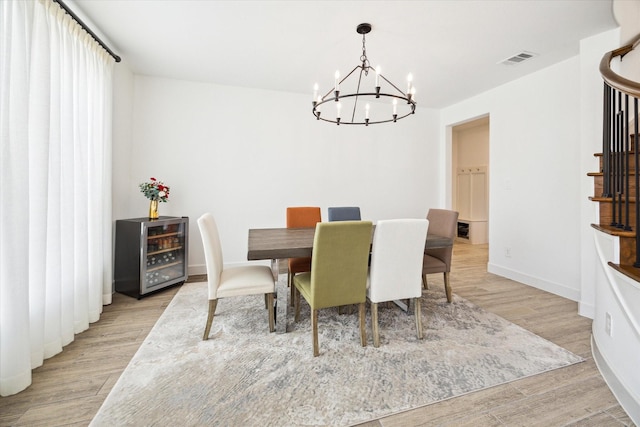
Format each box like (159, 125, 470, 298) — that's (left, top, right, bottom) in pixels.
(149, 199, 159, 220)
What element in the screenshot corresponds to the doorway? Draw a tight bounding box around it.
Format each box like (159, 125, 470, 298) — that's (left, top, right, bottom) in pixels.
(451, 116, 489, 245)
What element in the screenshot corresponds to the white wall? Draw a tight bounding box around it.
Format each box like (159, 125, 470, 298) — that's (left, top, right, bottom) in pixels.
(579, 29, 621, 318)
(111, 61, 135, 223)
(441, 57, 584, 300)
(111, 76, 440, 275)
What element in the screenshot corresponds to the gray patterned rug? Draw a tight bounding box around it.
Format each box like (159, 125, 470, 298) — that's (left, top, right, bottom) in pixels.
(91, 279, 583, 427)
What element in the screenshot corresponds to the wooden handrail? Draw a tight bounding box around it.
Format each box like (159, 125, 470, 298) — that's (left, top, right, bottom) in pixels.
(600, 33, 640, 98)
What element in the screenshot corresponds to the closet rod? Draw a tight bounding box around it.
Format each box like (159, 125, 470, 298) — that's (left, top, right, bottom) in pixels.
(52, 0, 121, 63)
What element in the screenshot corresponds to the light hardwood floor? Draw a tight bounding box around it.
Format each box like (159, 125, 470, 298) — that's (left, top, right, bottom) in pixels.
(0, 243, 635, 426)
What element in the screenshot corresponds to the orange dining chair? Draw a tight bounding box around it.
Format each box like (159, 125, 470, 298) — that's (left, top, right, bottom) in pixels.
(286, 207, 322, 300)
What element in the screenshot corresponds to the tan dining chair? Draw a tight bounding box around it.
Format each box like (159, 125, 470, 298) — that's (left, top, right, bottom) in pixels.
(422, 209, 459, 303)
(198, 213, 275, 340)
(293, 220, 373, 356)
(367, 219, 429, 347)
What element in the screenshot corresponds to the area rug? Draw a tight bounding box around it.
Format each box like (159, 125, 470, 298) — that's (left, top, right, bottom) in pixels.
(91, 279, 583, 427)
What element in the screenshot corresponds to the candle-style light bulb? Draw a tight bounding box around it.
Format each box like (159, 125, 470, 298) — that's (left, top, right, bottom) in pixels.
(393, 99, 398, 115)
(410, 87, 416, 101)
(336, 102, 342, 118)
(407, 73, 413, 94)
(365, 103, 370, 119)
(335, 70, 340, 91)
(375, 66, 381, 87)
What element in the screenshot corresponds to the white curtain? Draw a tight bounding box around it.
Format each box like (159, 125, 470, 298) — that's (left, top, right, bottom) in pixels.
(0, 0, 114, 396)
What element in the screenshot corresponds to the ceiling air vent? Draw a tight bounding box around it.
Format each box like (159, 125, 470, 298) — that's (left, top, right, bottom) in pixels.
(499, 51, 538, 65)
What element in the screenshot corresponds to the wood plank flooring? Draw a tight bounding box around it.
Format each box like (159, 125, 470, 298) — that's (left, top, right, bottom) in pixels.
(0, 243, 634, 426)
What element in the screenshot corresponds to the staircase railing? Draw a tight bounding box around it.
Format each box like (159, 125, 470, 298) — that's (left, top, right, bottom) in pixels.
(599, 34, 640, 266)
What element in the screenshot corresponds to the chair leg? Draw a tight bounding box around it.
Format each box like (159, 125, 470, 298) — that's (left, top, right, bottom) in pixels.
(359, 302, 367, 348)
(422, 273, 429, 289)
(312, 309, 319, 357)
(414, 297, 423, 340)
(203, 299, 218, 340)
(289, 271, 295, 306)
(267, 293, 275, 332)
(444, 272, 452, 303)
(372, 302, 380, 348)
(294, 285, 301, 322)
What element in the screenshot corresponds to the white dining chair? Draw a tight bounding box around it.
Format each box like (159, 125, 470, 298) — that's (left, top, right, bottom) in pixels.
(198, 213, 275, 340)
(367, 218, 429, 347)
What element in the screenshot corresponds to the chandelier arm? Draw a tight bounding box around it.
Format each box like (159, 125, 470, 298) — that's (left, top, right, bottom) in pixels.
(351, 67, 366, 122)
(319, 65, 363, 101)
(380, 74, 409, 97)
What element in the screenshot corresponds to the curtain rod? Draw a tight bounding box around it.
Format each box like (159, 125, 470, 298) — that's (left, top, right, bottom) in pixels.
(52, 0, 121, 63)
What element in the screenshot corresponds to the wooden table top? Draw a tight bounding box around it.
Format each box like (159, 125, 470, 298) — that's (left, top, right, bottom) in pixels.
(247, 226, 452, 261)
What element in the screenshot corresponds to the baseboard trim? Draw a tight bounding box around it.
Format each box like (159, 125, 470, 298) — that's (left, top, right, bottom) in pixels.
(592, 334, 640, 425)
(487, 263, 580, 301)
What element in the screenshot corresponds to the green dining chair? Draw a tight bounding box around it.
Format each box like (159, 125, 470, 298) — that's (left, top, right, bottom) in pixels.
(293, 220, 373, 357)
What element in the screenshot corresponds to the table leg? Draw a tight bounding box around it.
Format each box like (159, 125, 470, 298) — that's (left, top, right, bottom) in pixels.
(271, 259, 288, 333)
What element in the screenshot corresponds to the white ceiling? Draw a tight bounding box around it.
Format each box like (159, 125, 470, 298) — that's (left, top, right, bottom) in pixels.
(72, 0, 618, 108)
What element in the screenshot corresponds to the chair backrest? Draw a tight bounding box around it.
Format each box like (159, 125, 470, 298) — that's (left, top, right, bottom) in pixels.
(287, 207, 321, 228)
(310, 221, 372, 309)
(369, 219, 429, 303)
(327, 206, 361, 222)
(425, 209, 459, 267)
(197, 213, 223, 299)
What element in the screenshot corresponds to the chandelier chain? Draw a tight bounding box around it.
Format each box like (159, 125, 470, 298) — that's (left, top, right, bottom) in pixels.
(360, 33, 369, 75)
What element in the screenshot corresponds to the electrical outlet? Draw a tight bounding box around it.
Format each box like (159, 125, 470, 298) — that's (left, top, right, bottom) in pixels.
(605, 312, 612, 336)
(504, 247, 511, 258)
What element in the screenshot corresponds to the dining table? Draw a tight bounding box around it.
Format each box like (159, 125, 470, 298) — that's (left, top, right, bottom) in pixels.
(247, 226, 453, 333)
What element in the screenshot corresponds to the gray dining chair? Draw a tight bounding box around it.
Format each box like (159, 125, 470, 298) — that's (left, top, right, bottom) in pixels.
(328, 206, 361, 222)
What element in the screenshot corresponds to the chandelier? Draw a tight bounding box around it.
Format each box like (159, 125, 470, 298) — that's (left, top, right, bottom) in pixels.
(312, 23, 416, 125)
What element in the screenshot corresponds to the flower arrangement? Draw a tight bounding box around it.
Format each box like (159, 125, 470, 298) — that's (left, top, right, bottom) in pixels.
(139, 177, 170, 202)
